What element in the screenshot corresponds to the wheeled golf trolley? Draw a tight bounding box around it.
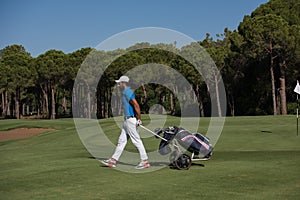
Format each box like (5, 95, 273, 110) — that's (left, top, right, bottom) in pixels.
(140, 125, 213, 170)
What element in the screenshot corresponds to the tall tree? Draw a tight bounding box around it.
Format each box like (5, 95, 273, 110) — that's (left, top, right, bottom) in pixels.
(215, 29, 247, 116)
(66, 47, 93, 117)
(194, 33, 230, 117)
(0, 45, 32, 118)
(250, 0, 300, 115)
(35, 50, 66, 119)
(239, 14, 294, 115)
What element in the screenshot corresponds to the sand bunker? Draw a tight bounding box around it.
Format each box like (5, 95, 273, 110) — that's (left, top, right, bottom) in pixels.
(0, 128, 54, 141)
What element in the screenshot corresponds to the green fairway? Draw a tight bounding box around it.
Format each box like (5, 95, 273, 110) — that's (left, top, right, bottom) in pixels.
(0, 116, 300, 199)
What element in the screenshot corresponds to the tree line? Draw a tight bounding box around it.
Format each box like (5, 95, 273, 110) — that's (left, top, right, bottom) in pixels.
(0, 0, 299, 119)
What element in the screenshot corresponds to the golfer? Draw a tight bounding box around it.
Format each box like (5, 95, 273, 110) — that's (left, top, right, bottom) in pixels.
(101, 76, 150, 169)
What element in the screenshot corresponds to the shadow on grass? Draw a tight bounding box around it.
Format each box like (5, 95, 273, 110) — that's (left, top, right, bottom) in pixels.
(261, 130, 272, 133)
(89, 156, 168, 167)
(90, 156, 205, 170)
(191, 163, 205, 167)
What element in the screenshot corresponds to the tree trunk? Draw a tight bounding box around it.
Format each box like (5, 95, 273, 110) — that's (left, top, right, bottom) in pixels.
(94, 94, 97, 115)
(198, 97, 205, 117)
(62, 89, 67, 115)
(14, 88, 20, 119)
(172, 85, 178, 116)
(77, 85, 80, 118)
(104, 88, 108, 118)
(170, 92, 174, 115)
(1, 92, 5, 117)
(51, 86, 56, 119)
(41, 86, 49, 118)
(87, 84, 91, 119)
(214, 74, 222, 117)
(269, 40, 277, 116)
(97, 89, 102, 118)
(101, 89, 105, 118)
(22, 103, 25, 116)
(6, 92, 11, 117)
(195, 84, 205, 117)
(270, 62, 277, 115)
(279, 60, 287, 115)
(276, 93, 281, 114)
(70, 87, 77, 118)
(228, 94, 235, 116)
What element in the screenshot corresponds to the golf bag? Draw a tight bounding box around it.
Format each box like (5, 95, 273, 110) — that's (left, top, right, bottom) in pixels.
(175, 127, 213, 157)
(158, 126, 213, 157)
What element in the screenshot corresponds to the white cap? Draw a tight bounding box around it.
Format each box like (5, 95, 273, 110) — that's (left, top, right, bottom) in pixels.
(115, 75, 129, 83)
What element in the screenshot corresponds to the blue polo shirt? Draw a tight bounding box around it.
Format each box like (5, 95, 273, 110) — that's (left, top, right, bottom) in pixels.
(122, 87, 135, 117)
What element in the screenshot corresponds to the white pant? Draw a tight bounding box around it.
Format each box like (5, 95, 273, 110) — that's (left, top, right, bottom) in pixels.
(112, 117, 148, 161)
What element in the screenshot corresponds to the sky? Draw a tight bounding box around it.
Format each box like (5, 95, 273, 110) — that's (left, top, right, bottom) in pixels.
(0, 0, 269, 57)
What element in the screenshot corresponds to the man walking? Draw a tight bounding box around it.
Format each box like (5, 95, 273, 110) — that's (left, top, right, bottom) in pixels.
(101, 76, 150, 169)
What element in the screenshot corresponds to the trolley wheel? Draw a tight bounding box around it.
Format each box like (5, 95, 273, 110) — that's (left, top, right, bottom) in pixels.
(174, 154, 192, 170)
